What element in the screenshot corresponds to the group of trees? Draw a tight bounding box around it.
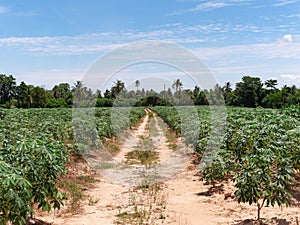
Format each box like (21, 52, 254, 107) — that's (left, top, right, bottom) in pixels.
(0, 74, 299, 109)
(223, 76, 300, 108)
(0, 74, 73, 108)
(93, 76, 300, 108)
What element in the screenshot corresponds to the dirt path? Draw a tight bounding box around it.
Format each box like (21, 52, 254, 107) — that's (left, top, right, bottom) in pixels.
(165, 168, 300, 225)
(149, 111, 174, 163)
(113, 109, 150, 163)
(37, 109, 300, 225)
(114, 108, 174, 163)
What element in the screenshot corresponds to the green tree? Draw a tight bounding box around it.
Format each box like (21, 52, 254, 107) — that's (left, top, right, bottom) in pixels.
(262, 91, 283, 108)
(172, 79, 183, 92)
(53, 83, 72, 100)
(31, 86, 48, 108)
(15, 81, 32, 108)
(0, 74, 16, 107)
(52, 83, 73, 107)
(172, 79, 183, 102)
(234, 76, 263, 107)
(111, 80, 126, 98)
(104, 89, 112, 99)
(191, 86, 208, 105)
(192, 86, 200, 101)
(96, 89, 102, 98)
(263, 85, 300, 108)
(72, 81, 87, 101)
(222, 82, 232, 104)
(135, 80, 140, 91)
(264, 79, 278, 91)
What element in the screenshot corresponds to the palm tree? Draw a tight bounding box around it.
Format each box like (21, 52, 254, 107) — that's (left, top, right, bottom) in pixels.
(172, 79, 183, 92)
(111, 80, 126, 98)
(264, 79, 278, 91)
(135, 80, 140, 91)
(221, 82, 232, 103)
(223, 82, 232, 93)
(214, 83, 222, 99)
(96, 89, 102, 98)
(72, 81, 86, 101)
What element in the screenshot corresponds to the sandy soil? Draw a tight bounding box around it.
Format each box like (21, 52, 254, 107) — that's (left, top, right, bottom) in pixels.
(36, 110, 300, 225)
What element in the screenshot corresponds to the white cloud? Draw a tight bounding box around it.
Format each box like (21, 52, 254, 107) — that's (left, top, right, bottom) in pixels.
(280, 74, 300, 81)
(190, 2, 231, 11)
(192, 37, 300, 87)
(276, 34, 294, 47)
(278, 74, 300, 86)
(273, 0, 298, 7)
(1, 28, 299, 60)
(17, 69, 83, 89)
(0, 36, 55, 45)
(168, 0, 255, 15)
(5, 33, 300, 88)
(282, 34, 293, 42)
(168, 1, 231, 15)
(0, 6, 9, 14)
(0, 25, 226, 55)
(287, 13, 300, 18)
(0, 35, 124, 55)
(196, 39, 300, 61)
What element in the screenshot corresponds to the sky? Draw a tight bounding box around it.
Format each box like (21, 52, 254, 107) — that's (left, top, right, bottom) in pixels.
(0, 0, 300, 90)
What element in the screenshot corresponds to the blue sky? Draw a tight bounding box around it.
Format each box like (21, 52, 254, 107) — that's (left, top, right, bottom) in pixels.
(0, 0, 300, 90)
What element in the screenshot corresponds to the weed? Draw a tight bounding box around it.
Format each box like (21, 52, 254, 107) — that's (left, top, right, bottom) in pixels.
(114, 183, 168, 224)
(165, 127, 177, 150)
(104, 141, 120, 154)
(77, 175, 96, 183)
(88, 197, 100, 205)
(125, 150, 159, 166)
(94, 162, 115, 169)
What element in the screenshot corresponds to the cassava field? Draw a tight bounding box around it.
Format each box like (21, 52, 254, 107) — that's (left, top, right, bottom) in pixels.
(0, 106, 299, 225)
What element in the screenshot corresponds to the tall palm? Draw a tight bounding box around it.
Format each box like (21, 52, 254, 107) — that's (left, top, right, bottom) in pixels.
(72, 80, 86, 101)
(135, 80, 140, 91)
(172, 79, 183, 92)
(223, 82, 232, 93)
(111, 80, 125, 98)
(264, 79, 278, 90)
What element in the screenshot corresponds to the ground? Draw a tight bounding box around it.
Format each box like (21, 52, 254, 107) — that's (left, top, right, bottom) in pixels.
(36, 110, 300, 225)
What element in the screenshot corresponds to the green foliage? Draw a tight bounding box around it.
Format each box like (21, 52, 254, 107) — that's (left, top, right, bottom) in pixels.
(231, 76, 263, 107)
(0, 74, 16, 107)
(234, 148, 293, 219)
(200, 153, 229, 185)
(0, 107, 146, 224)
(154, 105, 300, 220)
(0, 140, 68, 224)
(0, 74, 300, 109)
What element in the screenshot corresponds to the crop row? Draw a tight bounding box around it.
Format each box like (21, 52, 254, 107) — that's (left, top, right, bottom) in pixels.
(0, 107, 146, 224)
(153, 105, 300, 219)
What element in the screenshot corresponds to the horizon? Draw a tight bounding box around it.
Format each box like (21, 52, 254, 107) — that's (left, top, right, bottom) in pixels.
(9, 74, 296, 93)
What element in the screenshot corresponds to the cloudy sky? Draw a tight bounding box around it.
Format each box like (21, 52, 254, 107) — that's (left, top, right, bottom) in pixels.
(0, 0, 300, 89)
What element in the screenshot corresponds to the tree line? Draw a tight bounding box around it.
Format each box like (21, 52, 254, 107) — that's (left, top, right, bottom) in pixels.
(0, 74, 299, 108)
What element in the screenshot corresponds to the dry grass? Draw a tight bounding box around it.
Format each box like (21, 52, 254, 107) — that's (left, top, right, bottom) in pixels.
(104, 138, 121, 155)
(55, 153, 99, 216)
(114, 183, 168, 225)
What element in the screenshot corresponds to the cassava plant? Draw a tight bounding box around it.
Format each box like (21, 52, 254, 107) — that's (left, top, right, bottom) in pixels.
(0, 139, 68, 225)
(234, 148, 293, 220)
